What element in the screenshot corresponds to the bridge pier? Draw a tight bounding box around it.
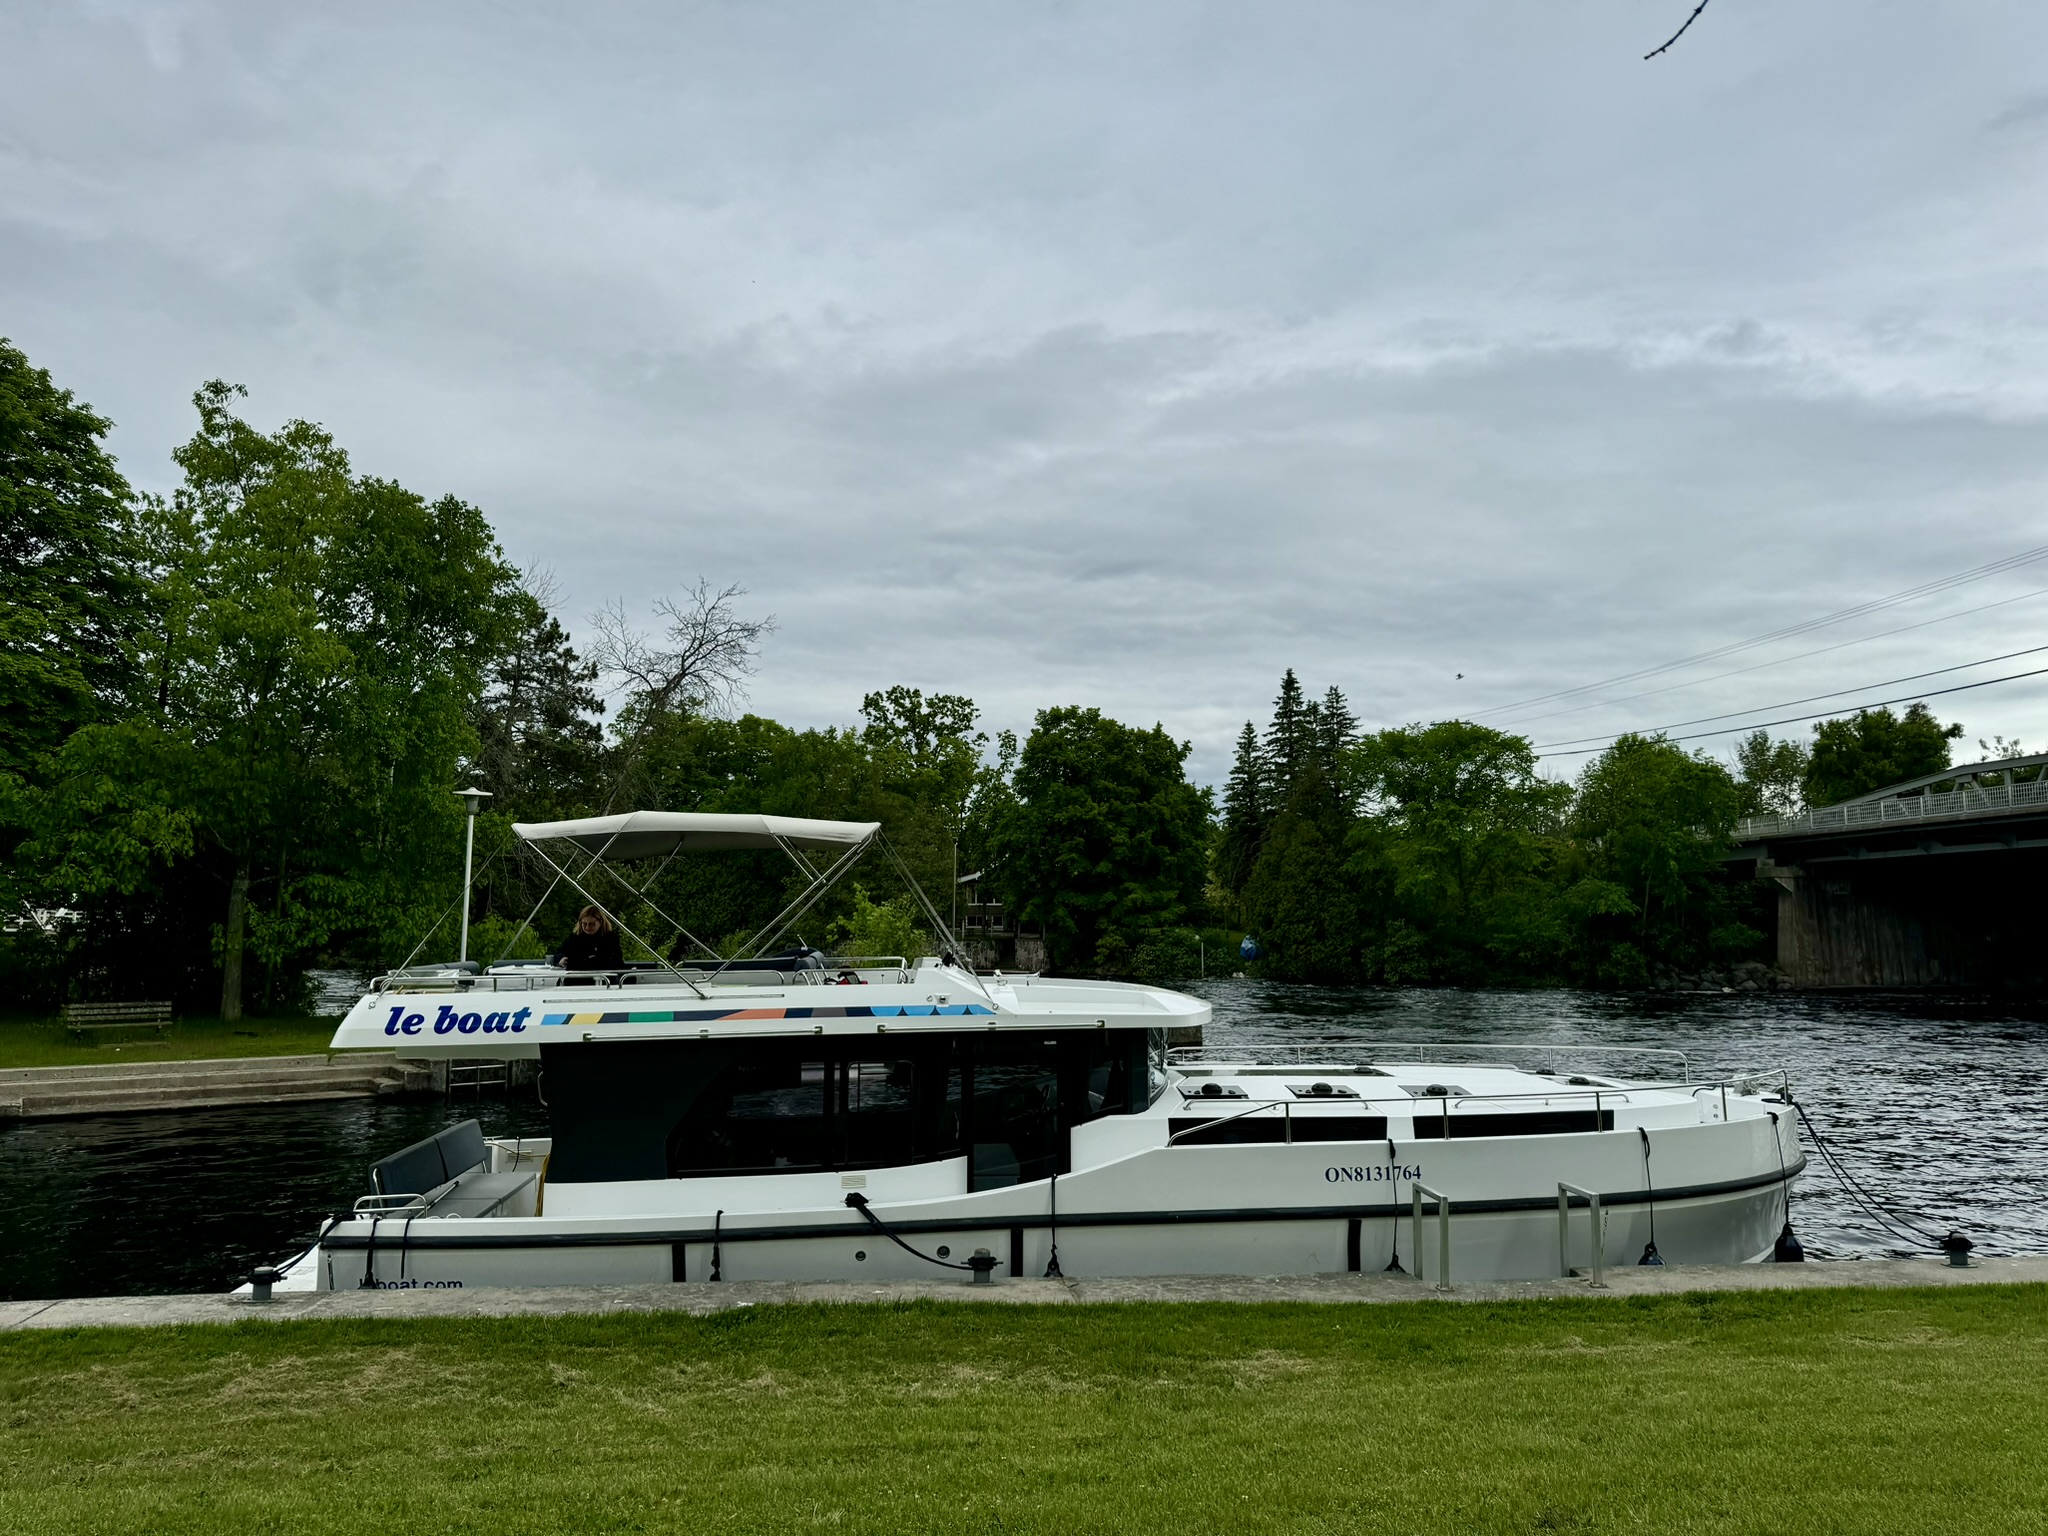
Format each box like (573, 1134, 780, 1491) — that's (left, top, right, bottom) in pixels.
(1733, 755, 2048, 992)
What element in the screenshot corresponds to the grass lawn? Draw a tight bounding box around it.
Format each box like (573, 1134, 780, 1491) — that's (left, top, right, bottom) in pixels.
(3, 1288, 2044, 1534)
(0, 1014, 341, 1070)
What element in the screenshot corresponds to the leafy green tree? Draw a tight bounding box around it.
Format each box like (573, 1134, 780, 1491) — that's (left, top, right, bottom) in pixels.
(1347, 721, 1569, 983)
(860, 685, 986, 896)
(1572, 733, 1753, 980)
(19, 384, 519, 1015)
(993, 707, 1211, 974)
(470, 576, 606, 823)
(1733, 730, 1809, 816)
(1804, 703, 1962, 806)
(828, 884, 929, 962)
(0, 339, 139, 784)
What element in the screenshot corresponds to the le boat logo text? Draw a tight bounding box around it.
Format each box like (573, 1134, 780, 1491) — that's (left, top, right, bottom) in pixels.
(382, 1005, 533, 1036)
(1325, 1164, 1422, 1183)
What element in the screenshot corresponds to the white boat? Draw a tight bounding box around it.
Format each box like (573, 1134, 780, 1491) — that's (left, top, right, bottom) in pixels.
(255, 812, 1806, 1294)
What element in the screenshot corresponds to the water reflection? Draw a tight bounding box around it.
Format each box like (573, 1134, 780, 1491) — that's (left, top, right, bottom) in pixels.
(3, 985, 2041, 1301)
(0, 1096, 547, 1302)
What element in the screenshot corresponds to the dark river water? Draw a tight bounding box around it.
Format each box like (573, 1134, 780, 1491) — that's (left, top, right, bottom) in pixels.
(3, 983, 2042, 1301)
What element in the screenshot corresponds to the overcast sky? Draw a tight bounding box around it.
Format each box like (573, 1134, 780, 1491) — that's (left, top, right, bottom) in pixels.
(6, 1, 2047, 784)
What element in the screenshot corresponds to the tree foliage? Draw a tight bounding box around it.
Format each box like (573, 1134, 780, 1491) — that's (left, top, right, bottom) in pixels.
(10, 377, 519, 1015)
(991, 707, 1211, 975)
(1804, 703, 1962, 807)
(12, 341, 2004, 1005)
(0, 338, 139, 785)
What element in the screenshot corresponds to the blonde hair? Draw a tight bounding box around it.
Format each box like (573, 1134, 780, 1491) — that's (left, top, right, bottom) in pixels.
(576, 905, 614, 933)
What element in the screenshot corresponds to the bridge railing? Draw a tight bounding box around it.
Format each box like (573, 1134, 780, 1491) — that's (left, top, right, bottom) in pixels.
(1737, 774, 2048, 842)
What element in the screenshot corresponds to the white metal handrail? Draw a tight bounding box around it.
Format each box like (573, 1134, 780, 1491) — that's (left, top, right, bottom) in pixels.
(1558, 1181, 1605, 1287)
(1171, 1039, 1695, 1078)
(352, 1192, 430, 1216)
(370, 961, 915, 995)
(1163, 1069, 1789, 1132)
(1412, 1183, 1451, 1291)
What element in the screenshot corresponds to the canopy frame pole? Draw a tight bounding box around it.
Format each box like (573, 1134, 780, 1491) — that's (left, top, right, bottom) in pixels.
(490, 848, 566, 968)
(878, 833, 974, 971)
(577, 846, 722, 964)
(773, 835, 821, 884)
(519, 835, 708, 998)
(724, 833, 878, 968)
(395, 835, 513, 972)
(504, 838, 715, 971)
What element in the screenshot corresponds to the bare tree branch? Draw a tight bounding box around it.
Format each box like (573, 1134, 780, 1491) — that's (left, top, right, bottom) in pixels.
(1644, 0, 1713, 60)
(589, 579, 776, 726)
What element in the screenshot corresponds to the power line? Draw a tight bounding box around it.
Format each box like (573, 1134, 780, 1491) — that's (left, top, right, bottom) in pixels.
(1473, 543, 2048, 722)
(1534, 662, 2048, 760)
(1493, 584, 2048, 731)
(1534, 643, 2048, 751)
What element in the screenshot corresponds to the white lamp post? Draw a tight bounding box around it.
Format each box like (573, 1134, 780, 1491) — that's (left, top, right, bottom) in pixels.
(455, 786, 493, 964)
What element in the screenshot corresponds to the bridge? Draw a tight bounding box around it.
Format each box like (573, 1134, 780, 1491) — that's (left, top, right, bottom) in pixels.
(1727, 753, 2048, 989)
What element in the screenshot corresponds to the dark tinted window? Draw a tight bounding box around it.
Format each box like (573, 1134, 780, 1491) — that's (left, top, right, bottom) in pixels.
(1410, 1109, 1614, 1139)
(660, 1031, 1152, 1182)
(969, 1061, 1060, 1189)
(1168, 1115, 1388, 1146)
(668, 1047, 965, 1177)
(672, 1057, 829, 1173)
(832, 1059, 918, 1169)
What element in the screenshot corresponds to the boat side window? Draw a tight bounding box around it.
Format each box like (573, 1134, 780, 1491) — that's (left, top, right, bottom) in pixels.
(668, 1044, 966, 1177)
(665, 1031, 1151, 1182)
(834, 1059, 918, 1170)
(969, 1059, 1060, 1190)
(670, 1054, 831, 1174)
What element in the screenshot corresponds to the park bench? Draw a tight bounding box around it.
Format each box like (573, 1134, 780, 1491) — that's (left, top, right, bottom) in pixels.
(61, 1000, 174, 1040)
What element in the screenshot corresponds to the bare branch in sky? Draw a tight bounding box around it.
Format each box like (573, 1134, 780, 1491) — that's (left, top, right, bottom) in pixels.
(589, 579, 776, 724)
(1644, 0, 1714, 60)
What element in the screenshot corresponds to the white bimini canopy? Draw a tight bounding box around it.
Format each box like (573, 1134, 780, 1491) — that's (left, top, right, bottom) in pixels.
(512, 811, 881, 861)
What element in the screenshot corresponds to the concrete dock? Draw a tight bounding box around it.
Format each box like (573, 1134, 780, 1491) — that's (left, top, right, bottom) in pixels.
(0, 1053, 427, 1120)
(4, 1257, 2041, 1332)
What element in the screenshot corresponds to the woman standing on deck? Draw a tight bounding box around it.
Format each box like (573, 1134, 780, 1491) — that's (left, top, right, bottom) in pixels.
(556, 906, 624, 973)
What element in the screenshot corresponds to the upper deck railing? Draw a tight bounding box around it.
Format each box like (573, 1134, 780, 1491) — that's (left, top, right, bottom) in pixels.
(370, 957, 914, 995)
(1736, 765, 2048, 843)
(1171, 1038, 1696, 1079)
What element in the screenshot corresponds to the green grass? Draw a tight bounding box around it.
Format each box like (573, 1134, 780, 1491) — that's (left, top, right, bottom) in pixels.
(4, 1288, 2045, 1533)
(0, 1014, 340, 1070)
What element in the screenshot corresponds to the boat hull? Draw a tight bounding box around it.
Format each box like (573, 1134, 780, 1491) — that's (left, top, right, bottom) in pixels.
(299, 1121, 1802, 1291)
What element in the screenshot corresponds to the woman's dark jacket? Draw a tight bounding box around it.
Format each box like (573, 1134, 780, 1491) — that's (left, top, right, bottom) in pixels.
(558, 927, 624, 971)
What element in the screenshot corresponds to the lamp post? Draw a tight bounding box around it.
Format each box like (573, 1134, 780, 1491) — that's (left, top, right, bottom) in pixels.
(455, 786, 492, 964)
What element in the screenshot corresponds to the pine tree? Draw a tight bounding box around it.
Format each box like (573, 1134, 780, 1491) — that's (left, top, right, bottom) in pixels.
(1316, 685, 1359, 806)
(1217, 720, 1268, 893)
(1318, 686, 1358, 761)
(1263, 668, 1310, 799)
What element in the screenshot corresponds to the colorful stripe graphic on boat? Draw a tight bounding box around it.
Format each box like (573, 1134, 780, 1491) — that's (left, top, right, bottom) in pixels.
(539, 1003, 998, 1026)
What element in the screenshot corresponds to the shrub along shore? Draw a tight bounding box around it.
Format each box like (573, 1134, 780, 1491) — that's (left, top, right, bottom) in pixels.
(2, 1288, 2043, 1534)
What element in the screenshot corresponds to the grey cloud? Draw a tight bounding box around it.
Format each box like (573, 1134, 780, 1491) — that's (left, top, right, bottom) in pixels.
(6, 1, 2048, 786)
